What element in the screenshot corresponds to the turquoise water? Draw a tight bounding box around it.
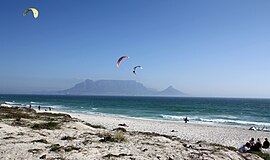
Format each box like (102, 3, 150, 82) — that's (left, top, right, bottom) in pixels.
(1, 95, 270, 129)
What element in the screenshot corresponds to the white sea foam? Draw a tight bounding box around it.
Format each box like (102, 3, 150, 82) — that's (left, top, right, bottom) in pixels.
(199, 118, 270, 127)
(30, 101, 38, 104)
(5, 101, 18, 105)
(161, 115, 186, 120)
(42, 105, 66, 109)
(215, 115, 238, 119)
(160, 114, 270, 127)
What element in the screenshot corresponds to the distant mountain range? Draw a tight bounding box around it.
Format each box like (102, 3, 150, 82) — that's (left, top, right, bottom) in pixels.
(58, 79, 185, 96)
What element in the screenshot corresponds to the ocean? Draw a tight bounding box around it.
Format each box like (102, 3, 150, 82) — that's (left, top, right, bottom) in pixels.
(1, 95, 270, 130)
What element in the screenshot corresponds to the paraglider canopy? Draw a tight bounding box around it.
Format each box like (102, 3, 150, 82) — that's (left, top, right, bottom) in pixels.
(117, 56, 129, 69)
(23, 8, 39, 19)
(133, 66, 143, 75)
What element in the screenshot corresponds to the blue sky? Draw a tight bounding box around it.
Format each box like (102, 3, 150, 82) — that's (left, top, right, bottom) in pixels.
(0, 0, 270, 97)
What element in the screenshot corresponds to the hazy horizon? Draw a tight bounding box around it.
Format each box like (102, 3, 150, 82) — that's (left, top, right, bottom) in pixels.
(1, 0, 270, 98)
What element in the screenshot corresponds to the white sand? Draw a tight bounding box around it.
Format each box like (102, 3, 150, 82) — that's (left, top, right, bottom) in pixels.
(1, 107, 268, 159)
(44, 110, 270, 148)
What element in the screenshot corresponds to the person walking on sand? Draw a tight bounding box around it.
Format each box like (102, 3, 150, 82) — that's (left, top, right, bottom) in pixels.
(263, 138, 269, 149)
(29, 104, 32, 109)
(184, 117, 189, 123)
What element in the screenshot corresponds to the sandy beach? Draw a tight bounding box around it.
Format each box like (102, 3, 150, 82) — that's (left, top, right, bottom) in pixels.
(66, 111, 270, 148)
(0, 105, 269, 160)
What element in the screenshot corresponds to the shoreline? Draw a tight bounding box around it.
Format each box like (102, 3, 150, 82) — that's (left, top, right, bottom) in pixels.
(3, 101, 270, 129)
(1, 105, 269, 159)
(35, 108, 270, 148)
(34, 106, 270, 130)
(2, 103, 270, 148)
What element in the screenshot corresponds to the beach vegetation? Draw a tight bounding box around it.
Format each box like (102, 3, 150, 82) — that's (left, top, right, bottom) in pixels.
(64, 146, 81, 152)
(103, 153, 133, 158)
(11, 119, 25, 126)
(0, 107, 36, 119)
(247, 150, 270, 160)
(98, 132, 113, 142)
(113, 127, 127, 132)
(31, 121, 61, 130)
(37, 112, 72, 122)
(61, 136, 76, 140)
(49, 144, 62, 152)
(3, 136, 15, 139)
(99, 131, 127, 143)
(28, 148, 42, 154)
(85, 122, 106, 129)
(226, 146, 237, 151)
(5, 111, 33, 119)
(209, 143, 237, 151)
(82, 139, 92, 145)
(0, 106, 74, 124)
(113, 131, 127, 142)
(49, 144, 81, 153)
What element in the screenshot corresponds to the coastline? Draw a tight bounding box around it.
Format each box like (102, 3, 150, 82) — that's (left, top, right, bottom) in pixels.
(38, 108, 270, 148)
(1, 105, 269, 159)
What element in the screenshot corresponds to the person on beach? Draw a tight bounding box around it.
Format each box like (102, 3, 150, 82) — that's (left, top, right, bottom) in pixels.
(38, 105, 40, 111)
(184, 117, 189, 123)
(251, 138, 262, 151)
(29, 104, 32, 109)
(249, 138, 255, 146)
(49, 107, 51, 111)
(263, 138, 269, 149)
(239, 142, 251, 153)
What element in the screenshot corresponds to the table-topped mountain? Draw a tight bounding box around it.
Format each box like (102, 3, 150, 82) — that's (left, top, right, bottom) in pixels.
(59, 79, 185, 96)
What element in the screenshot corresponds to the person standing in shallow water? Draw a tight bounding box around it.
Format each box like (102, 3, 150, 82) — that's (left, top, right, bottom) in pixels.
(38, 105, 40, 111)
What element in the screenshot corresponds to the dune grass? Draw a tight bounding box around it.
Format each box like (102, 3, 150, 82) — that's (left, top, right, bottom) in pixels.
(31, 121, 60, 130)
(99, 131, 127, 143)
(247, 150, 270, 160)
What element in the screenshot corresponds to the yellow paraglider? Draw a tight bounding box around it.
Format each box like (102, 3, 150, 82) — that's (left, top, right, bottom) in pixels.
(23, 8, 39, 19)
